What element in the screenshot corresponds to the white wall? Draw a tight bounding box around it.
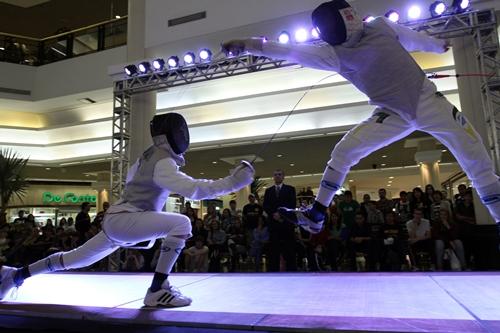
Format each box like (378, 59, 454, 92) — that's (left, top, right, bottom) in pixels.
(0, 62, 35, 100)
(33, 46, 126, 100)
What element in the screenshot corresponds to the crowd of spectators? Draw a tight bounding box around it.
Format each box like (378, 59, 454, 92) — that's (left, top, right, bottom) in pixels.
(0, 180, 487, 273)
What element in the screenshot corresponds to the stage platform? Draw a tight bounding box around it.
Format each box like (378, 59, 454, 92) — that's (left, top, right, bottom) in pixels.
(0, 272, 499, 333)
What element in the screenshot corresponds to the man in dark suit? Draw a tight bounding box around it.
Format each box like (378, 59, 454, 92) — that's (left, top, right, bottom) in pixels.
(263, 169, 297, 271)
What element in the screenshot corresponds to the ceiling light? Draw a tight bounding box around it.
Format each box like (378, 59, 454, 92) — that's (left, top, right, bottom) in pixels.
(382, 155, 388, 158)
(389, 176, 395, 179)
(290, 163, 295, 167)
(212, 161, 217, 164)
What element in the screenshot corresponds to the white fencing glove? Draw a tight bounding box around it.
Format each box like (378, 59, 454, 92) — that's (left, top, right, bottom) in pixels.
(230, 160, 255, 188)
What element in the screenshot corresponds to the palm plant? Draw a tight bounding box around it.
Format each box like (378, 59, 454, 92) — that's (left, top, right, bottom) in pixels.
(250, 176, 267, 202)
(0, 149, 30, 224)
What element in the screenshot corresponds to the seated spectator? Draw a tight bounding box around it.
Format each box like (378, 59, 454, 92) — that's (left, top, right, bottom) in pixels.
(359, 194, 371, 217)
(366, 201, 384, 271)
(434, 209, 467, 271)
(58, 217, 67, 229)
(425, 184, 436, 205)
(395, 191, 412, 223)
(25, 214, 36, 229)
(42, 219, 55, 233)
(377, 188, 394, 216)
(184, 207, 197, 224)
(226, 217, 247, 271)
(406, 208, 433, 269)
(207, 221, 227, 272)
(220, 208, 234, 231)
(338, 191, 360, 229)
(191, 218, 208, 244)
(229, 199, 242, 218)
(349, 213, 371, 272)
(121, 249, 145, 272)
(410, 187, 431, 220)
(185, 237, 209, 272)
(249, 216, 269, 272)
(455, 190, 476, 266)
(203, 204, 220, 230)
(65, 217, 76, 231)
(13, 210, 26, 224)
(454, 184, 468, 208)
(430, 191, 452, 223)
(325, 211, 346, 271)
(381, 212, 404, 271)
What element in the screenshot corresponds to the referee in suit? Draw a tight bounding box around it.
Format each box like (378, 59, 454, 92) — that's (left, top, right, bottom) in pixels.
(263, 169, 297, 271)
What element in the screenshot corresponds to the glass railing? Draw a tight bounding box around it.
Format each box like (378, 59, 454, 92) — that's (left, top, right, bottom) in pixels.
(0, 17, 127, 66)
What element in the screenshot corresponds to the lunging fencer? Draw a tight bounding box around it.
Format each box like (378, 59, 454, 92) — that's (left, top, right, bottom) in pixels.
(0, 113, 255, 307)
(222, 0, 500, 233)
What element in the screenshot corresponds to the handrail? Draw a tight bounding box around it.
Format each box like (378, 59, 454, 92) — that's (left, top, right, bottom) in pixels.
(0, 16, 127, 42)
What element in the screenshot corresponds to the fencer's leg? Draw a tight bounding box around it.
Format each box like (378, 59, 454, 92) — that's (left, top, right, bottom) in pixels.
(280, 110, 413, 233)
(1, 232, 118, 300)
(418, 89, 500, 222)
(142, 214, 193, 307)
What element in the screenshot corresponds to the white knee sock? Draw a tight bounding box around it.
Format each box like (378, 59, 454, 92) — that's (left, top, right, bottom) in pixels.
(29, 252, 66, 275)
(155, 236, 186, 275)
(315, 166, 346, 207)
(476, 180, 500, 222)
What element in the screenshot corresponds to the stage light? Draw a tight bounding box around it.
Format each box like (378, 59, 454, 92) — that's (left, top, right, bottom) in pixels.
(124, 65, 137, 76)
(152, 58, 165, 71)
(278, 31, 290, 44)
(311, 27, 319, 39)
(138, 61, 151, 74)
(408, 5, 422, 20)
(183, 52, 195, 65)
(199, 49, 212, 61)
(452, 0, 470, 13)
(294, 28, 308, 43)
(167, 56, 179, 68)
(430, 1, 447, 17)
(363, 15, 376, 23)
(385, 10, 400, 23)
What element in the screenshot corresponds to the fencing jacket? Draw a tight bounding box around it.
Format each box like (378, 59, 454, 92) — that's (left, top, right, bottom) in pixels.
(255, 17, 446, 121)
(108, 145, 251, 213)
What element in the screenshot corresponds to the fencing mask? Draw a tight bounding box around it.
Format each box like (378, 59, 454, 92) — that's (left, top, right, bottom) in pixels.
(312, 0, 363, 47)
(150, 113, 190, 155)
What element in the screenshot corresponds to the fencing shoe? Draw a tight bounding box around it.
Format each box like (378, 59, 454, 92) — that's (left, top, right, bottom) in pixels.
(144, 284, 192, 307)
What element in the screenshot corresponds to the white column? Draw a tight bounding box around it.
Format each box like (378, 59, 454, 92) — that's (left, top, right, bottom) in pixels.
(127, 0, 156, 162)
(415, 150, 442, 189)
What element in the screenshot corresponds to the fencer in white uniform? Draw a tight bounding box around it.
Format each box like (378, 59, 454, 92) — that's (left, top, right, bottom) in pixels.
(222, 0, 500, 233)
(0, 113, 255, 307)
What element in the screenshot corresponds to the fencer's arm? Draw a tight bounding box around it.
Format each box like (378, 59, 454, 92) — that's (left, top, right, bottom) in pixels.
(153, 158, 253, 199)
(381, 18, 448, 53)
(237, 38, 340, 72)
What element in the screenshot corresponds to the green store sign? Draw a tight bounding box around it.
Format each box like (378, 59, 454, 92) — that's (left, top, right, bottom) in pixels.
(42, 192, 97, 204)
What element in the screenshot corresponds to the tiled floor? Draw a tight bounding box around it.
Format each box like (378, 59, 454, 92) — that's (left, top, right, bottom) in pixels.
(1, 272, 499, 332)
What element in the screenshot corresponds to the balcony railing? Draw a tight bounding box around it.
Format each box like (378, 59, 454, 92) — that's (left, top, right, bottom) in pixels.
(0, 16, 127, 66)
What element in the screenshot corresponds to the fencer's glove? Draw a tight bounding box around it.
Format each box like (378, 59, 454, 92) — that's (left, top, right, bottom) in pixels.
(229, 160, 255, 188)
(221, 38, 264, 57)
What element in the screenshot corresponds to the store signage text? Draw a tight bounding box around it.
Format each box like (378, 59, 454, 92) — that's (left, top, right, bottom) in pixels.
(42, 192, 97, 204)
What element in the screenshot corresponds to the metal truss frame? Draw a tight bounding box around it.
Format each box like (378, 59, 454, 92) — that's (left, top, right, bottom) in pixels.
(111, 9, 500, 200)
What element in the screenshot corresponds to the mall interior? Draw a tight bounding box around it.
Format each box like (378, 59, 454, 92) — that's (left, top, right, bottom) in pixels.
(0, 0, 499, 274)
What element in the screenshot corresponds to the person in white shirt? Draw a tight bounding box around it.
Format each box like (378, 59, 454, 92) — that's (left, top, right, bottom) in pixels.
(406, 208, 433, 267)
(222, 0, 500, 234)
(0, 113, 254, 307)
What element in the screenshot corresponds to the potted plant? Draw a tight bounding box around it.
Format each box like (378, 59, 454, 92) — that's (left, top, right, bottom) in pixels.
(0, 149, 29, 224)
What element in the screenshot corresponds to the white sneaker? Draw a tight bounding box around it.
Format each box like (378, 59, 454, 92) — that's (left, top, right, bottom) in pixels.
(143, 285, 192, 307)
(0, 266, 22, 301)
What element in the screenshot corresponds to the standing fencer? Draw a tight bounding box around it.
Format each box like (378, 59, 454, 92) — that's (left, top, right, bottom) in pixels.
(0, 113, 254, 307)
(222, 0, 500, 233)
